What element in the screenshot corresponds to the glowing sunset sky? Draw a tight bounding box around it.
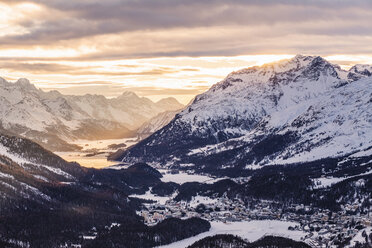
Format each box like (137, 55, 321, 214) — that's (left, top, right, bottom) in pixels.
(1, 0, 372, 104)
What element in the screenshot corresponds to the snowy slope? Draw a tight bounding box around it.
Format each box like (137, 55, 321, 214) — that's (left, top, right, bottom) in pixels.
(137, 110, 181, 139)
(113, 55, 372, 172)
(0, 78, 183, 151)
(0, 132, 83, 203)
(155, 97, 184, 111)
(158, 220, 306, 248)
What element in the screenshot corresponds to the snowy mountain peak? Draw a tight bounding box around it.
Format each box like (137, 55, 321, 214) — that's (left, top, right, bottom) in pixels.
(221, 55, 345, 93)
(119, 91, 140, 99)
(194, 56, 347, 120)
(349, 64, 372, 77)
(276, 54, 320, 71)
(155, 97, 183, 110)
(231, 55, 332, 75)
(15, 78, 38, 91)
(0, 77, 8, 85)
(156, 97, 180, 105)
(347, 64, 372, 81)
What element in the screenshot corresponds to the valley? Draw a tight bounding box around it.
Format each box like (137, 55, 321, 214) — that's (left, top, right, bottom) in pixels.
(106, 55, 372, 247)
(1, 55, 372, 248)
(3, 0, 372, 246)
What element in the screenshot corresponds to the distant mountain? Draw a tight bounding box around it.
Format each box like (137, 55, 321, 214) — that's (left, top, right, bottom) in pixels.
(135, 97, 184, 139)
(155, 97, 184, 110)
(112, 55, 372, 174)
(136, 110, 181, 139)
(0, 78, 183, 151)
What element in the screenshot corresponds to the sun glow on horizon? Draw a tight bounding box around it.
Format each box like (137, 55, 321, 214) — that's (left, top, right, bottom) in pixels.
(0, 54, 295, 104)
(2, 53, 372, 104)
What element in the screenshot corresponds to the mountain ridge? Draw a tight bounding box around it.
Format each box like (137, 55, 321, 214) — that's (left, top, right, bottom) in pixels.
(111, 55, 372, 174)
(136, 110, 182, 139)
(0, 131, 84, 208)
(0, 77, 183, 151)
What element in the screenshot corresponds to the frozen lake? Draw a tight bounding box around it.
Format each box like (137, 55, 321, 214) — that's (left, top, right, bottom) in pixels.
(55, 151, 118, 169)
(158, 220, 306, 248)
(159, 169, 217, 184)
(130, 188, 176, 205)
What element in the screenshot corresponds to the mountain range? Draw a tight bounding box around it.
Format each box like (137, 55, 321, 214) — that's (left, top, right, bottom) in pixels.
(0, 78, 183, 151)
(1, 55, 372, 247)
(111, 55, 372, 174)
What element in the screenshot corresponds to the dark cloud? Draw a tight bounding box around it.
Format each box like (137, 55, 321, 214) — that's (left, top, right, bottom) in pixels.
(0, 62, 198, 76)
(0, 0, 371, 65)
(0, 62, 84, 74)
(2, 0, 372, 49)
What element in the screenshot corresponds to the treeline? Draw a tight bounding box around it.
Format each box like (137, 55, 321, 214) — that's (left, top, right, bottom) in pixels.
(170, 156, 372, 212)
(0, 163, 168, 248)
(187, 234, 311, 248)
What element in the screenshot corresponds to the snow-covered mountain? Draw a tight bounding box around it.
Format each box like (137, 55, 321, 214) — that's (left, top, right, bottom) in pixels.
(0, 78, 183, 151)
(112, 55, 372, 172)
(136, 110, 181, 139)
(0, 132, 83, 206)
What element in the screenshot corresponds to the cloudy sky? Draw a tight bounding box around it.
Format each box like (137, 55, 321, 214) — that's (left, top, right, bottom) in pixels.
(1, 0, 372, 103)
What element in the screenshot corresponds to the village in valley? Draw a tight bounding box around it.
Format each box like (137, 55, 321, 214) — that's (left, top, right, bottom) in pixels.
(134, 191, 372, 247)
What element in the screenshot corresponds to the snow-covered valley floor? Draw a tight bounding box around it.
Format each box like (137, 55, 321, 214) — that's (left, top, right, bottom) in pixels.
(158, 220, 307, 248)
(158, 169, 217, 184)
(128, 172, 218, 204)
